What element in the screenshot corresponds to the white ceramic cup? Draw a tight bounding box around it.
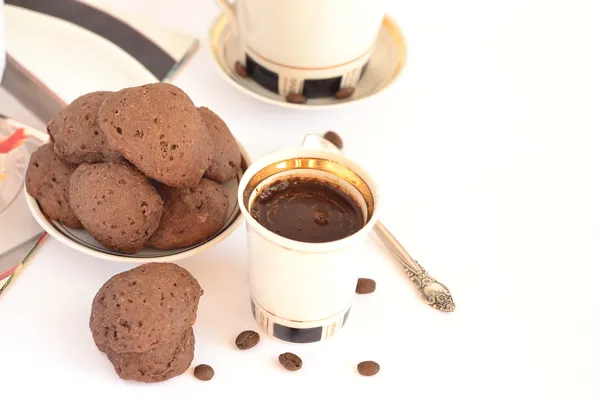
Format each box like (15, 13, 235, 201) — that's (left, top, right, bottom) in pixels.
(238, 148, 379, 343)
(215, 0, 385, 97)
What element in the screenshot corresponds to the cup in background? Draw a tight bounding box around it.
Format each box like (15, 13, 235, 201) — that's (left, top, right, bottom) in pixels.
(215, 0, 385, 98)
(238, 148, 379, 344)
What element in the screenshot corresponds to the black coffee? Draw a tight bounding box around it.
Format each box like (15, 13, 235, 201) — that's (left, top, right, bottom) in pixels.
(250, 177, 363, 243)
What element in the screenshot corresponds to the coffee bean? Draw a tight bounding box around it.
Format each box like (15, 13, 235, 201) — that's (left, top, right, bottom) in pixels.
(334, 87, 355, 99)
(278, 352, 302, 371)
(357, 360, 380, 376)
(193, 364, 214, 381)
(323, 131, 343, 149)
(235, 61, 248, 78)
(235, 330, 260, 350)
(356, 278, 376, 294)
(285, 93, 307, 104)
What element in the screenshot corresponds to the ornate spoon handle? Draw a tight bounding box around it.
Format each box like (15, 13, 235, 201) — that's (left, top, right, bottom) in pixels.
(373, 222, 455, 312)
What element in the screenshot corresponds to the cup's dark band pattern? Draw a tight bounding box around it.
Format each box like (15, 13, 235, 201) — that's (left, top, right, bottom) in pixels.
(245, 55, 279, 94)
(273, 323, 324, 344)
(303, 76, 343, 98)
(250, 297, 351, 344)
(245, 54, 369, 98)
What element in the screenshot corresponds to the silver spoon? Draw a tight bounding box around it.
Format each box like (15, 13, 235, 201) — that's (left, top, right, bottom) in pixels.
(302, 134, 455, 312)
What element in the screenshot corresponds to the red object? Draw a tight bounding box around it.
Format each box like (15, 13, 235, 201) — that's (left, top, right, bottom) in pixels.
(0, 128, 29, 154)
(0, 264, 18, 281)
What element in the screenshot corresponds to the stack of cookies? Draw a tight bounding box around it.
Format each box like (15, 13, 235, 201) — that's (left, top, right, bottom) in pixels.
(89, 262, 202, 382)
(25, 82, 240, 253)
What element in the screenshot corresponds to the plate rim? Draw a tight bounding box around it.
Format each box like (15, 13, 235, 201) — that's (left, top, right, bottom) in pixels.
(0, 131, 29, 215)
(23, 138, 252, 264)
(207, 13, 407, 110)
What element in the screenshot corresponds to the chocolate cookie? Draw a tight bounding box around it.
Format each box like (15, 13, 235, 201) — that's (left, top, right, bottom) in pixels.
(25, 144, 82, 228)
(197, 107, 241, 182)
(69, 162, 163, 253)
(90, 262, 202, 353)
(147, 179, 229, 250)
(46, 91, 122, 164)
(99, 83, 213, 187)
(104, 327, 195, 383)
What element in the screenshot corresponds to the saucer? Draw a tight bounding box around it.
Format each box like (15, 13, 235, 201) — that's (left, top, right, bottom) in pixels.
(208, 13, 407, 110)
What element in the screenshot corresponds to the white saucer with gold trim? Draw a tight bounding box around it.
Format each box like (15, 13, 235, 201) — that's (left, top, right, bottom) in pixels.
(208, 13, 407, 110)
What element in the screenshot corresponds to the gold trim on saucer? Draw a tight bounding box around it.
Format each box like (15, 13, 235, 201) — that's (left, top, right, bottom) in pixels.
(211, 14, 230, 72)
(382, 14, 407, 91)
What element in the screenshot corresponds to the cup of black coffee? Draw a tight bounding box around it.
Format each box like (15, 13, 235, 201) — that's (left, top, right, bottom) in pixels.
(238, 148, 379, 344)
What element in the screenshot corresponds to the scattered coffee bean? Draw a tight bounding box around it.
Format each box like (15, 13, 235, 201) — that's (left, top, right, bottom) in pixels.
(235, 330, 260, 350)
(323, 131, 343, 149)
(357, 360, 380, 376)
(193, 364, 215, 381)
(356, 278, 376, 294)
(278, 352, 302, 371)
(334, 87, 355, 99)
(286, 93, 307, 104)
(234, 61, 248, 78)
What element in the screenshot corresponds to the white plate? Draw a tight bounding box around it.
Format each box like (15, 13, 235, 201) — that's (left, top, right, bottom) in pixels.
(208, 13, 407, 110)
(24, 139, 252, 264)
(0, 121, 28, 215)
(0, 115, 46, 263)
(4, 4, 159, 103)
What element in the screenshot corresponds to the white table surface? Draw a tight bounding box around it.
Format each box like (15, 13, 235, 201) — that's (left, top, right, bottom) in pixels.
(1, 0, 599, 399)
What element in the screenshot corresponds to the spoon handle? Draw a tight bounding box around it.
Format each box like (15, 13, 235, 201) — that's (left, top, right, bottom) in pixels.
(373, 221, 456, 312)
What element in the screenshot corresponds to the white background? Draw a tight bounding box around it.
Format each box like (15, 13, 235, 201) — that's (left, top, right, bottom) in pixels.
(1, 0, 600, 399)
